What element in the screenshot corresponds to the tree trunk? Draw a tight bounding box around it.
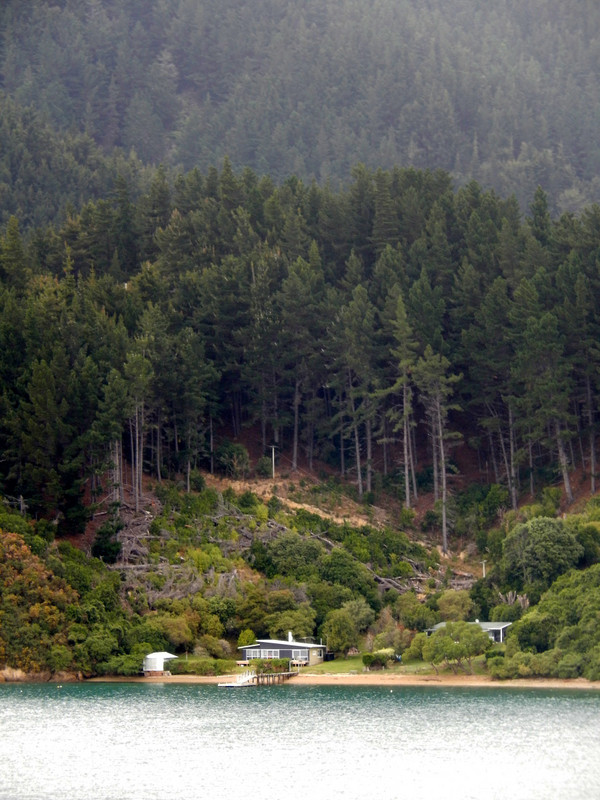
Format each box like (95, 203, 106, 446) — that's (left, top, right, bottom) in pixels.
(209, 414, 214, 475)
(490, 429, 500, 483)
(432, 417, 439, 503)
(292, 377, 300, 471)
(349, 391, 363, 498)
(528, 436, 534, 496)
(408, 410, 418, 502)
(403, 380, 411, 508)
(555, 419, 574, 505)
(155, 418, 162, 484)
(587, 376, 596, 494)
(129, 417, 137, 511)
(382, 416, 388, 477)
(508, 403, 518, 510)
(436, 394, 448, 554)
(365, 413, 372, 494)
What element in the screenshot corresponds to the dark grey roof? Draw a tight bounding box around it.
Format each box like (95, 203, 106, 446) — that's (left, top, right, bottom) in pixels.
(239, 638, 324, 651)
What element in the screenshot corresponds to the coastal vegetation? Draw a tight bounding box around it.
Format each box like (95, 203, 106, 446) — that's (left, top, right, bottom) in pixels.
(2, 477, 600, 681)
(1, 2, 600, 684)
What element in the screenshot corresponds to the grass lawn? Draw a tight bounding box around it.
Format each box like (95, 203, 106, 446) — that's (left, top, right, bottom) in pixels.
(299, 655, 365, 674)
(298, 653, 490, 678)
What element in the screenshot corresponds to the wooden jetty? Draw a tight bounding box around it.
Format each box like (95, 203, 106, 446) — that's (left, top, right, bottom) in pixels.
(218, 669, 298, 688)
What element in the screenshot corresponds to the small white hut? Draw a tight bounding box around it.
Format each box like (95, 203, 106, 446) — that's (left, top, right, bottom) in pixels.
(142, 651, 177, 676)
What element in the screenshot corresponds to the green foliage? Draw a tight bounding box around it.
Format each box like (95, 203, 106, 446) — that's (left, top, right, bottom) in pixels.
(255, 457, 272, 478)
(91, 520, 123, 564)
(340, 598, 376, 633)
(404, 632, 428, 662)
(237, 490, 259, 511)
(437, 589, 473, 621)
(266, 604, 316, 640)
(237, 628, 256, 648)
(170, 657, 235, 676)
(215, 441, 250, 478)
(321, 548, 379, 606)
(394, 592, 437, 631)
(197, 634, 231, 660)
(189, 470, 206, 492)
(502, 517, 583, 591)
(322, 608, 359, 655)
(363, 648, 395, 669)
(497, 564, 600, 680)
(254, 532, 325, 582)
(421, 621, 491, 673)
(251, 658, 290, 674)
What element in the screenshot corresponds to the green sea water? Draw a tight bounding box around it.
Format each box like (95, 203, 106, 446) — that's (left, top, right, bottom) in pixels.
(1, 682, 599, 799)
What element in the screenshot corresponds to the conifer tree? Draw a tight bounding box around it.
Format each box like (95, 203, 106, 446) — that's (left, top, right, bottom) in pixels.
(414, 346, 462, 552)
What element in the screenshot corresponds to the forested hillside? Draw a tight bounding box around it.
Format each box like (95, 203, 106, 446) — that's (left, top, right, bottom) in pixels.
(2, 160, 600, 555)
(2, 1, 600, 213)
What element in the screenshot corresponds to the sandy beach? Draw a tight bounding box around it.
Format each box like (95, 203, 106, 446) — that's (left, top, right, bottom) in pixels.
(91, 672, 600, 690)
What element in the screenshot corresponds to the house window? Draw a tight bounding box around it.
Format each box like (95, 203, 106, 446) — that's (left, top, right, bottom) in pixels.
(246, 648, 283, 659)
(292, 649, 308, 660)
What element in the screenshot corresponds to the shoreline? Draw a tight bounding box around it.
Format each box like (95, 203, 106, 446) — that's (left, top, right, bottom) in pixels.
(87, 672, 600, 691)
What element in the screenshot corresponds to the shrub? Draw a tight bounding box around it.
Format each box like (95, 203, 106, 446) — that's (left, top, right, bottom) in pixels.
(557, 652, 583, 679)
(215, 441, 250, 478)
(485, 649, 505, 661)
(189, 469, 206, 491)
(255, 456, 272, 478)
(199, 634, 230, 659)
(237, 629, 256, 647)
(91, 520, 122, 564)
(366, 648, 395, 669)
(252, 658, 290, 673)
(237, 490, 258, 511)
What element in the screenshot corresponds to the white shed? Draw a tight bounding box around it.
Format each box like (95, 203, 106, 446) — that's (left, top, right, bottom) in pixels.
(142, 651, 177, 676)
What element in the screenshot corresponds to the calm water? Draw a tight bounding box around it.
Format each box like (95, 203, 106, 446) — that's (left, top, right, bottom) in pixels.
(1, 682, 599, 799)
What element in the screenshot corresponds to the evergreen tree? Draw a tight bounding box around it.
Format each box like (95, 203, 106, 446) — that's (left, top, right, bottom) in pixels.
(413, 346, 462, 552)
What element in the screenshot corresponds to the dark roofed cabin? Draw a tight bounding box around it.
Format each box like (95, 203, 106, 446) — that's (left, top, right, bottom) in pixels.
(239, 631, 326, 666)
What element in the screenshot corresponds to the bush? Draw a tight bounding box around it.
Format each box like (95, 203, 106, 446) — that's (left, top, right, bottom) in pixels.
(485, 649, 505, 661)
(198, 634, 230, 659)
(215, 441, 250, 478)
(91, 520, 122, 564)
(557, 652, 583, 679)
(237, 490, 258, 511)
(189, 469, 206, 492)
(171, 657, 236, 676)
(237, 628, 257, 647)
(255, 456, 272, 478)
(363, 648, 395, 669)
(252, 658, 290, 673)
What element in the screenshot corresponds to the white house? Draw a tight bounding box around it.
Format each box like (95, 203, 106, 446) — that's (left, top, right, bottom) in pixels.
(142, 651, 178, 676)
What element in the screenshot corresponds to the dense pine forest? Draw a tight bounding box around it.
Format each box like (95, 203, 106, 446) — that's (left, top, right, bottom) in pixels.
(3, 162, 600, 538)
(2, 1, 600, 683)
(2, 160, 600, 681)
(2, 1, 600, 215)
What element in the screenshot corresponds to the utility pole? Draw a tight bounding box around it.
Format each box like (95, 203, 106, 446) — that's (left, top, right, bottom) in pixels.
(481, 559, 487, 578)
(269, 445, 277, 479)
